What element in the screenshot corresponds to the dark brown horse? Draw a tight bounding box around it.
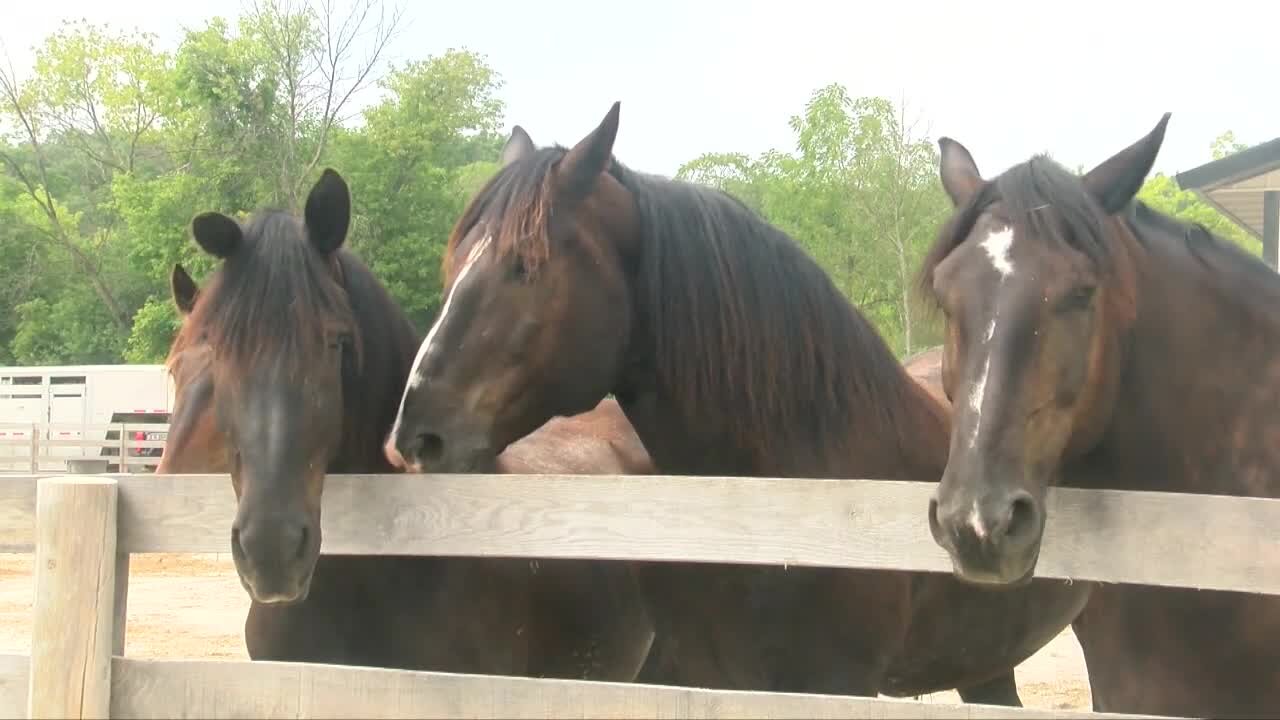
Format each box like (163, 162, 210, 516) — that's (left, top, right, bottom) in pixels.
(921, 113, 1280, 717)
(170, 171, 654, 679)
(383, 103, 1093, 703)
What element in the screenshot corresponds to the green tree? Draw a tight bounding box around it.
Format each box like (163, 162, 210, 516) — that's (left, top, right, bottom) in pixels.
(678, 84, 948, 355)
(1211, 130, 1249, 161)
(331, 48, 506, 330)
(0, 20, 168, 362)
(1137, 173, 1259, 255)
(111, 0, 403, 361)
(1137, 130, 1259, 257)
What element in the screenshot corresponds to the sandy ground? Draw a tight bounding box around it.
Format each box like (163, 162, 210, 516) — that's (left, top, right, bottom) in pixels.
(0, 552, 1091, 710)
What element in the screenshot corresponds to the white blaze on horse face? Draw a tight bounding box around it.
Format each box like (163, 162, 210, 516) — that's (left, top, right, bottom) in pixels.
(966, 331, 993, 450)
(980, 226, 1015, 278)
(386, 234, 493, 450)
(967, 225, 1015, 451)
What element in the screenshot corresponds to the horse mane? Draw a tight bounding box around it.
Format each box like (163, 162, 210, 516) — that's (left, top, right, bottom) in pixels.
(184, 209, 421, 469)
(330, 248, 422, 469)
(449, 147, 942, 469)
(1127, 202, 1280, 326)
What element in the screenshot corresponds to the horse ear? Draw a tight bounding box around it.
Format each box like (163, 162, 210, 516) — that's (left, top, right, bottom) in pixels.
(938, 137, 984, 207)
(555, 101, 620, 202)
(191, 212, 243, 259)
(1082, 112, 1171, 214)
(501, 126, 536, 167)
(304, 168, 352, 255)
(170, 263, 199, 316)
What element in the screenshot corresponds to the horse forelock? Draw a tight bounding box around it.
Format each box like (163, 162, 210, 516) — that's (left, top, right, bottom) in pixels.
(188, 210, 358, 378)
(443, 146, 567, 286)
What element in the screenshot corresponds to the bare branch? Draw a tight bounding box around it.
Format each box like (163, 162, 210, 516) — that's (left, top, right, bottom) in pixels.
(294, 0, 402, 198)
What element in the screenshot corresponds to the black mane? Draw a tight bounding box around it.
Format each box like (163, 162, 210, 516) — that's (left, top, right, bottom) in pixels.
(614, 163, 924, 465)
(1128, 201, 1280, 325)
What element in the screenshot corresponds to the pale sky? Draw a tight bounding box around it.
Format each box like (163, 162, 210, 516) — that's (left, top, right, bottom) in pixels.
(4, 0, 1277, 181)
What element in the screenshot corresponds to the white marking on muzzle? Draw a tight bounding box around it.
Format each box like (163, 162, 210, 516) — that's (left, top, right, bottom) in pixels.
(385, 234, 493, 452)
(968, 499, 988, 540)
(252, 591, 305, 605)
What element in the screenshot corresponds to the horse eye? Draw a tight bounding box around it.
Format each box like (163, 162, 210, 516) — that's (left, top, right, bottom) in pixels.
(1055, 285, 1097, 313)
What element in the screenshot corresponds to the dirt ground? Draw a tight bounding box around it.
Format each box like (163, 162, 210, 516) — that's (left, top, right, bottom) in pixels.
(0, 552, 1092, 710)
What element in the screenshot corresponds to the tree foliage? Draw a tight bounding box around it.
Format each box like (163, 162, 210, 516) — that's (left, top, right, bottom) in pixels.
(1135, 131, 1260, 257)
(0, 3, 503, 364)
(0, 13, 1260, 366)
(679, 85, 949, 354)
(681, 88, 1261, 355)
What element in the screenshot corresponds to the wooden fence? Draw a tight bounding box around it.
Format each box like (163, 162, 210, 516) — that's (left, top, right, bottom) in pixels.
(0, 423, 169, 474)
(3, 471, 1279, 719)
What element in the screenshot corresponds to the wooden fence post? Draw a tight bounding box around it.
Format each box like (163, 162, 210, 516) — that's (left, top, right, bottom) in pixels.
(28, 475, 118, 720)
(29, 423, 38, 474)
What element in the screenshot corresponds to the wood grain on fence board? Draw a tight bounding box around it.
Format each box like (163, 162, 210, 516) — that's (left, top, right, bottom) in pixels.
(108, 657, 1163, 720)
(28, 477, 117, 719)
(121, 473, 1280, 594)
(0, 653, 1170, 720)
(0, 654, 28, 719)
(0, 473, 1276, 594)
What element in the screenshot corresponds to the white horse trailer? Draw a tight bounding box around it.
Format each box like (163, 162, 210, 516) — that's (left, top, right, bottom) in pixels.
(0, 364, 175, 472)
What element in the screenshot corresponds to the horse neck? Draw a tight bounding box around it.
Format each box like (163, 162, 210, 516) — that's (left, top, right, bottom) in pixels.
(1083, 228, 1280, 499)
(619, 303, 952, 483)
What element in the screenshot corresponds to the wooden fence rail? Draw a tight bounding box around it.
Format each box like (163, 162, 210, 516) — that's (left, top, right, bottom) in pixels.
(2, 473, 1277, 591)
(0, 652, 1158, 720)
(7, 472, 1279, 718)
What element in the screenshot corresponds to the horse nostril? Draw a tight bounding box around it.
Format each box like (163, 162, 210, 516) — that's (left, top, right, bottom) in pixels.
(1004, 492, 1039, 546)
(416, 432, 444, 464)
